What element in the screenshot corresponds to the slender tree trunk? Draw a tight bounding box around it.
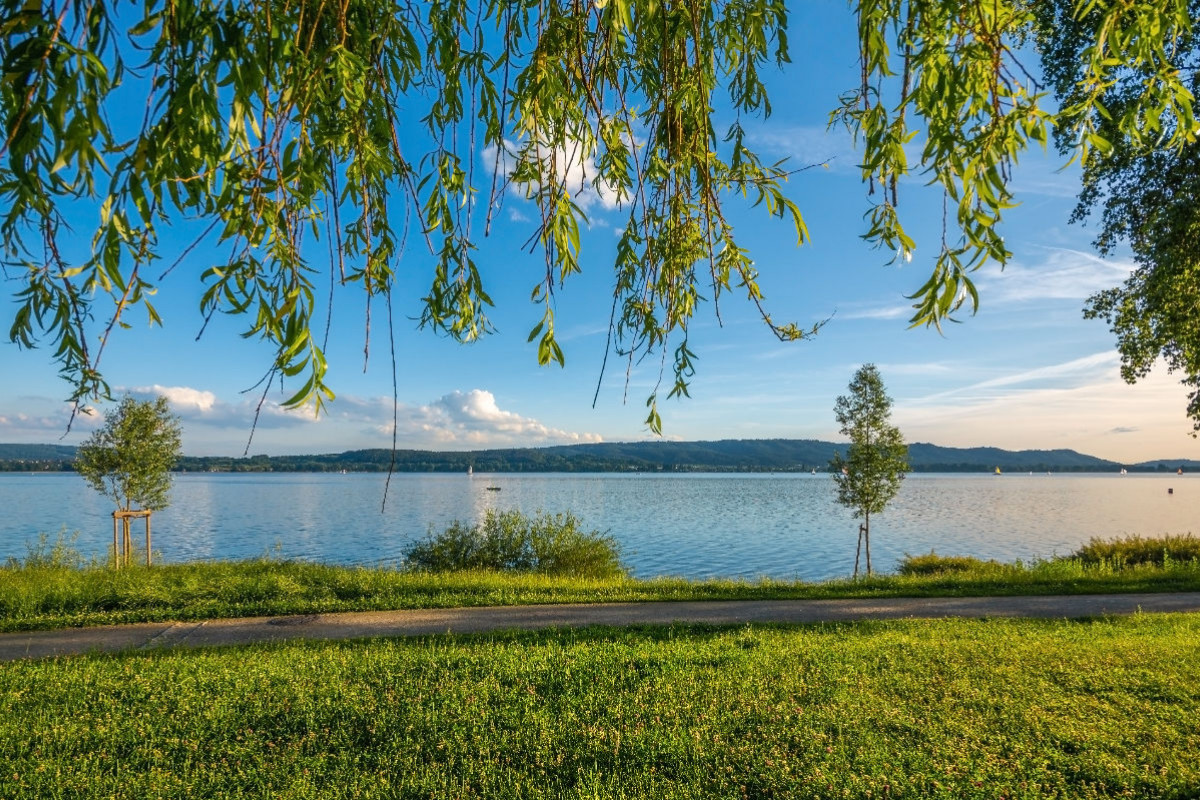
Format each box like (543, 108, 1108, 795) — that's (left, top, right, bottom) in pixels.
(864, 510, 872, 575)
(853, 523, 862, 578)
(123, 517, 131, 567)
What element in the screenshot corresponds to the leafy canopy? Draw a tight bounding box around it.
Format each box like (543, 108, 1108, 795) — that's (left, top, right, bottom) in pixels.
(1034, 0, 1200, 431)
(830, 364, 909, 522)
(1, 0, 1196, 429)
(76, 395, 183, 511)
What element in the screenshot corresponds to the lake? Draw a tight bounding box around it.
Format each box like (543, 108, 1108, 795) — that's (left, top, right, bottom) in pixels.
(0, 472, 1196, 580)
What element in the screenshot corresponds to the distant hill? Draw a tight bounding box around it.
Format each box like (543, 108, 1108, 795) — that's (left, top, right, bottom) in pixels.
(170, 439, 1129, 474)
(0, 443, 77, 460)
(3, 439, 1191, 474)
(0, 443, 77, 471)
(906, 443, 1117, 472)
(172, 439, 842, 474)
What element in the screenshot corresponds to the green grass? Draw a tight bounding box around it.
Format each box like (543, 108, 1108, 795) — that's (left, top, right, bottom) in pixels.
(2, 614, 1199, 798)
(3, 555, 1200, 633)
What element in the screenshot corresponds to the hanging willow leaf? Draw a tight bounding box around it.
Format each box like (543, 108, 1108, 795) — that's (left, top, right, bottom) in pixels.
(1, 0, 1195, 429)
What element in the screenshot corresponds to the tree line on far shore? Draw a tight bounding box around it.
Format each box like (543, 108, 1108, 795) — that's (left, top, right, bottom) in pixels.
(1, 442, 1192, 475)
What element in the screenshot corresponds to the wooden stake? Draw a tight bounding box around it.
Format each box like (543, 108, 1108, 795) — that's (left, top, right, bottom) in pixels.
(112, 510, 153, 568)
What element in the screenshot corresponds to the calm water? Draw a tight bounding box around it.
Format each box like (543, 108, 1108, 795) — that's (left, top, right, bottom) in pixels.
(1, 472, 1196, 580)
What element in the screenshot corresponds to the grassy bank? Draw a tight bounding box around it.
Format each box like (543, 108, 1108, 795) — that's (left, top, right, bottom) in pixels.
(3, 614, 1199, 798)
(3, 555, 1200, 632)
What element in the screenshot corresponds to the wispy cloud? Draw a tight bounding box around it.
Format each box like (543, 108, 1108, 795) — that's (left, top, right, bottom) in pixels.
(1008, 175, 1081, 200)
(829, 243, 1129, 332)
(0, 391, 108, 441)
(872, 361, 957, 377)
(124, 384, 318, 431)
(746, 124, 859, 172)
(836, 304, 912, 321)
(896, 361, 1196, 462)
(907, 352, 1119, 405)
(979, 247, 1134, 305)
(556, 323, 611, 343)
(0, 404, 100, 441)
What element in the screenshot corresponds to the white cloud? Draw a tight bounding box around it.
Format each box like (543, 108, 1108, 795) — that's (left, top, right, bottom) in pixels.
(271, 389, 604, 451)
(94, 386, 604, 454)
(405, 390, 603, 447)
(483, 137, 624, 214)
(129, 385, 216, 413)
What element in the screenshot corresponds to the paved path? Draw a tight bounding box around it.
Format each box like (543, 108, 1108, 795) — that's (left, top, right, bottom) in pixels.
(3, 592, 1200, 662)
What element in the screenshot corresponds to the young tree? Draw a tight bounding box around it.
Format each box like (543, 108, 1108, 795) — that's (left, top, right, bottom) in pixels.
(830, 365, 909, 577)
(76, 396, 183, 513)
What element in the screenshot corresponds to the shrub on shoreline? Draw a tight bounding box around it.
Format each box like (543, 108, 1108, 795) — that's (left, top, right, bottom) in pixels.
(897, 552, 1002, 576)
(402, 509, 626, 579)
(1071, 533, 1200, 567)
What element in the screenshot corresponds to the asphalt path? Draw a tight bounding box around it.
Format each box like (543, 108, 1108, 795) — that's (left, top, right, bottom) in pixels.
(3, 592, 1200, 662)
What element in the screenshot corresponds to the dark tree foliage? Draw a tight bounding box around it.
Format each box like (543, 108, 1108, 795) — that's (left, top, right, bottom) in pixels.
(1034, 0, 1200, 430)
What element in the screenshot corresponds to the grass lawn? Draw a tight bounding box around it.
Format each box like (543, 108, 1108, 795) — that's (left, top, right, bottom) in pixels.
(2, 614, 1198, 798)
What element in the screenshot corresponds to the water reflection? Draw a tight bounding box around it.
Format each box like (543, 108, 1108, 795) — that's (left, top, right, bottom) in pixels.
(1, 472, 1196, 580)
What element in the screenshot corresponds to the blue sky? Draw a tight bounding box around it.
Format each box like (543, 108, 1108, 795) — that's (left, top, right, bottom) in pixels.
(2, 2, 1198, 463)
